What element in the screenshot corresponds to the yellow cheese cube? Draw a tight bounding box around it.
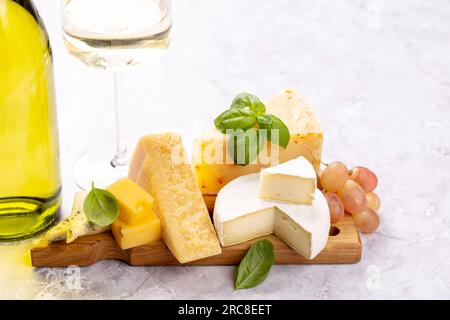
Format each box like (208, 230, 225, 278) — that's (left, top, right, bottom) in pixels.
(112, 212, 161, 250)
(107, 178, 154, 225)
(193, 88, 323, 195)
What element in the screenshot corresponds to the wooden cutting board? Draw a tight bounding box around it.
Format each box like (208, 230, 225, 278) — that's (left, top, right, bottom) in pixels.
(31, 214, 361, 267)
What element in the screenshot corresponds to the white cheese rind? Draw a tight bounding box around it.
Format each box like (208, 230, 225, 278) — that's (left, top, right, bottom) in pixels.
(260, 156, 317, 178)
(213, 173, 330, 259)
(258, 156, 317, 204)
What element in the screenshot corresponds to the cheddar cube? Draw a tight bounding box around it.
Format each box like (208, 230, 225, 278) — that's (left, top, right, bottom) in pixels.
(112, 212, 161, 250)
(107, 178, 154, 225)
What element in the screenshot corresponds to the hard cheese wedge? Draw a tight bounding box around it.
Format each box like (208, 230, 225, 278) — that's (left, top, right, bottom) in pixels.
(107, 178, 154, 225)
(259, 156, 317, 204)
(214, 173, 330, 259)
(112, 214, 161, 250)
(193, 88, 323, 195)
(129, 133, 222, 264)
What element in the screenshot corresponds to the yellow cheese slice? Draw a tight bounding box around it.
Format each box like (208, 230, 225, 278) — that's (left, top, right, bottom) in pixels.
(112, 213, 161, 250)
(193, 88, 323, 195)
(129, 133, 222, 263)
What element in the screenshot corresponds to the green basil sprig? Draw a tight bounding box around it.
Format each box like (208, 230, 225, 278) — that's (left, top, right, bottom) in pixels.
(235, 239, 275, 289)
(230, 93, 266, 115)
(259, 115, 290, 149)
(83, 183, 120, 227)
(214, 108, 256, 133)
(228, 128, 264, 165)
(214, 93, 290, 165)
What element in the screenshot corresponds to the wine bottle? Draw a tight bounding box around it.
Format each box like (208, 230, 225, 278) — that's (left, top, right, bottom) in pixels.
(0, 0, 61, 241)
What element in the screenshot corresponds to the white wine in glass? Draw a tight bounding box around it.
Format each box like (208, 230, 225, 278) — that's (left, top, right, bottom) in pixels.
(61, 0, 172, 189)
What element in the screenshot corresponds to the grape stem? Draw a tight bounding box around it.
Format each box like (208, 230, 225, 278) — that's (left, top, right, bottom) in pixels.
(321, 161, 329, 167)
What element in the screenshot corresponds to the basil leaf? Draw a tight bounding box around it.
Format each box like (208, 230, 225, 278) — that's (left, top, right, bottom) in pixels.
(235, 240, 275, 289)
(230, 93, 259, 109)
(230, 93, 266, 115)
(250, 101, 266, 115)
(221, 115, 257, 131)
(83, 183, 120, 227)
(257, 114, 272, 125)
(214, 108, 249, 133)
(260, 115, 290, 149)
(228, 128, 263, 166)
(270, 115, 290, 148)
(213, 93, 291, 165)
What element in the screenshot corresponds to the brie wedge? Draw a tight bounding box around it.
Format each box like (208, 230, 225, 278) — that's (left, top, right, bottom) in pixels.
(214, 173, 330, 259)
(259, 156, 316, 204)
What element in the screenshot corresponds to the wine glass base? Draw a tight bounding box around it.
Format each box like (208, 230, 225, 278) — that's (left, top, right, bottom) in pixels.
(73, 144, 130, 190)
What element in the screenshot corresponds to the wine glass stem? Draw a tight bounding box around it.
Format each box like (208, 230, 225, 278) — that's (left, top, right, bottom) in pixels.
(111, 72, 128, 168)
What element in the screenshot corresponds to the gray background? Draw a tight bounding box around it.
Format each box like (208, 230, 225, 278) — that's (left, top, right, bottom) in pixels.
(1, 0, 449, 299)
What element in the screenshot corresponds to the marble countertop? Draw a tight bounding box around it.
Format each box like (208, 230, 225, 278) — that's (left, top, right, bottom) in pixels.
(1, 0, 450, 299)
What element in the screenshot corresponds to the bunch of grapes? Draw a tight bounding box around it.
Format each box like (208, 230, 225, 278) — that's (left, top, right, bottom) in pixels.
(319, 162, 380, 234)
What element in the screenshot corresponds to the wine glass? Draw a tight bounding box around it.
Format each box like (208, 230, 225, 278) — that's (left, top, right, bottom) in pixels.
(61, 0, 172, 189)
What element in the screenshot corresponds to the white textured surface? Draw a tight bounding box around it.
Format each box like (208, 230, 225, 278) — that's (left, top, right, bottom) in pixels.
(1, 0, 450, 299)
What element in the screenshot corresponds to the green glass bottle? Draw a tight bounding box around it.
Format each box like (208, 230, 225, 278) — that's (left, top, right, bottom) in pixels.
(0, 0, 61, 241)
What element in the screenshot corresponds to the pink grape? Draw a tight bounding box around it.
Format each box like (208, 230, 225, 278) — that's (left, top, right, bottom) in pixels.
(366, 192, 381, 212)
(324, 192, 345, 223)
(353, 208, 380, 234)
(320, 161, 349, 192)
(350, 166, 378, 192)
(337, 180, 367, 214)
